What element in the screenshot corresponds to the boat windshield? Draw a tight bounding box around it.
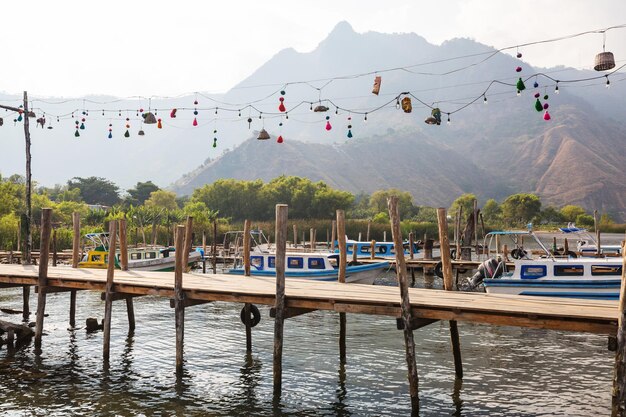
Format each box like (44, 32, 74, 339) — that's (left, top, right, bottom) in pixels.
(83, 233, 110, 251)
(480, 229, 553, 261)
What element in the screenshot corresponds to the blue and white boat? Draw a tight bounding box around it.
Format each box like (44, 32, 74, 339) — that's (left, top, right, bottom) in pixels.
(339, 239, 420, 258)
(559, 224, 622, 256)
(227, 252, 390, 284)
(470, 228, 623, 300)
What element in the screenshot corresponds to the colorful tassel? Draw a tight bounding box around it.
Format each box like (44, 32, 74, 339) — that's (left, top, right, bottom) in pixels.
(535, 99, 543, 112)
(347, 129, 353, 138)
(277, 135, 284, 144)
(108, 132, 112, 139)
(515, 66, 522, 72)
(170, 109, 177, 118)
(124, 129, 130, 137)
(543, 103, 549, 110)
(325, 121, 332, 131)
(80, 122, 85, 130)
(17, 114, 22, 122)
(516, 78, 526, 91)
(213, 138, 217, 148)
(157, 118, 162, 129)
(193, 117, 198, 126)
(74, 129, 80, 137)
(278, 97, 286, 112)
(543, 111, 551, 121)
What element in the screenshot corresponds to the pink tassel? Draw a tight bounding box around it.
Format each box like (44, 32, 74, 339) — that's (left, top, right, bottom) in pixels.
(543, 111, 551, 121)
(193, 117, 198, 126)
(325, 121, 332, 131)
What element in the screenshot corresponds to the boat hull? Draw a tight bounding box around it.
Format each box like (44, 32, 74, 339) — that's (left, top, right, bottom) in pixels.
(483, 278, 621, 300)
(227, 261, 389, 284)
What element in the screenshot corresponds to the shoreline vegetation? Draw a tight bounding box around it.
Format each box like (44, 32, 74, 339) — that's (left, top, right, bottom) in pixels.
(0, 174, 622, 251)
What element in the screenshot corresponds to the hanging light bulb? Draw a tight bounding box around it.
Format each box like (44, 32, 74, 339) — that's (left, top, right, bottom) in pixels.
(516, 90, 521, 97)
(446, 113, 451, 125)
(605, 75, 611, 89)
(364, 113, 368, 122)
(396, 98, 401, 110)
(555, 81, 560, 94)
(483, 95, 488, 104)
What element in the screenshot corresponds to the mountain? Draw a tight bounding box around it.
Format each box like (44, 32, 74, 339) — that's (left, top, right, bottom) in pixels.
(174, 22, 626, 220)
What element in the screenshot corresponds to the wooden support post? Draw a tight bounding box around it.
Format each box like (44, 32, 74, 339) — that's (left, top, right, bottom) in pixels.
(456, 208, 462, 261)
(337, 210, 347, 364)
(331, 220, 336, 252)
(424, 234, 433, 261)
(409, 232, 415, 260)
(212, 220, 217, 274)
(69, 211, 80, 326)
(383, 231, 387, 242)
(293, 224, 298, 248)
(103, 220, 118, 362)
(273, 204, 288, 398)
(495, 235, 501, 257)
(243, 219, 252, 353)
(22, 286, 30, 322)
(595, 210, 601, 256)
(366, 220, 371, 242)
(183, 216, 193, 272)
(202, 231, 206, 260)
(370, 240, 376, 260)
(310, 228, 316, 252)
(358, 232, 362, 241)
(564, 238, 569, 256)
(437, 208, 463, 379)
(503, 244, 509, 263)
(119, 219, 135, 331)
(611, 238, 626, 416)
(388, 197, 419, 413)
(52, 229, 57, 267)
(34, 208, 52, 355)
(174, 224, 186, 373)
(473, 199, 478, 259)
(69, 289, 77, 328)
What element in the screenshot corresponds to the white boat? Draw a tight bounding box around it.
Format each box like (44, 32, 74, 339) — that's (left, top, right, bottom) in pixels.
(559, 224, 622, 256)
(468, 228, 623, 300)
(339, 239, 420, 258)
(78, 233, 202, 272)
(227, 251, 390, 284)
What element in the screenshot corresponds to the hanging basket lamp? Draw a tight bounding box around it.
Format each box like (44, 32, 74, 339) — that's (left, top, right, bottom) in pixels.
(594, 51, 615, 71)
(142, 112, 157, 124)
(401, 97, 412, 113)
(257, 128, 270, 140)
(313, 105, 329, 112)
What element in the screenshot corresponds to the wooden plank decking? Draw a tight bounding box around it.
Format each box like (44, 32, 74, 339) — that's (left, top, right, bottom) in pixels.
(0, 264, 618, 335)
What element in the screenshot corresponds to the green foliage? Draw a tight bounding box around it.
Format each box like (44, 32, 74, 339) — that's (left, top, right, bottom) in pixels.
(372, 212, 389, 224)
(575, 213, 594, 227)
(412, 206, 437, 223)
(449, 193, 477, 217)
(369, 189, 415, 219)
(126, 181, 160, 206)
(57, 187, 83, 203)
(501, 193, 541, 226)
(560, 205, 587, 222)
(538, 206, 563, 225)
(0, 178, 25, 217)
(145, 190, 179, 211)
(67, 176, 120, 206)
(481, 199, 501, 225)
(0, 213, 19, 250)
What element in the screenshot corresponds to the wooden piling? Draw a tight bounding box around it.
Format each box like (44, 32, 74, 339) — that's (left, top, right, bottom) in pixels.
(183, 216, 193, 272)
(174, 225, 186, 373)
(423, 234, 433, 261)
(370, 240, 376, 260)
(456, 208, 462, 261)
(611, 239, 626, 416)
(103, 220, 117, 362)
(212, 220, 217, 274)
(564, 238, 569, 256)
(409, 232, 415, 260)
(52, 229, 57, 267)
(330, 220, 336, 252)
(366, 220, 371, 242)
(437, 208, 463, 379)
(594, 210, 601, 256)
(337, 210, 347, 363)
(69, 212, 80, 326)
(473, 199, 479, 258)
(243, 219, 252, 353)
(119, 219, 135, 331)
(34, 208, 52, 355)
(310, 228, 316, 252)
(293, 224, 297, 248)
(388, 197, 419, 413)
(273, 204, 288, 397)
(22, 286, 29, 322)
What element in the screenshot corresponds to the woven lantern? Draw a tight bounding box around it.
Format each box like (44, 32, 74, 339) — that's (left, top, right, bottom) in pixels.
(372, 76, 382, 95)
(401, 97, 412, 113)
(314, 105, 329, 112)
(594, 51, 615, 71)
(143, 112, 157, 124)
(257, 128, 270, 140)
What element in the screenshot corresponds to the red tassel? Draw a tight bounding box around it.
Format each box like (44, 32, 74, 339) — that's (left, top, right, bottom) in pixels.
(277, 135, 284, 143)
(170, 109, 177, 118)
(157, 119, 162, 129)
(543, 111, 551, 121)
(325, 121, 332, 131)
(193, 117, 198, 126)
(278, 97, 286, 112)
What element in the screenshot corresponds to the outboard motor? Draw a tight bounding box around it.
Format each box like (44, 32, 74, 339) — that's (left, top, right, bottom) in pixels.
(467, 257, 504, 288)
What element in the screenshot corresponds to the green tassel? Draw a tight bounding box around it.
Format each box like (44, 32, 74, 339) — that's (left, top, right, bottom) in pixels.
(80, 123, 85, 130)
(124, 129, 130, 138)
(347, 129, 353, 138)
(74, 130, 80, 137)
(17, 114, 23, 122)
(535, 99, 543, 112)
(516, 78, 526, 91)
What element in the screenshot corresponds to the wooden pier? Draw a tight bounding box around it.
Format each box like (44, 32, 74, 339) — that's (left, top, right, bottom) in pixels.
(1, 205, 625, 416)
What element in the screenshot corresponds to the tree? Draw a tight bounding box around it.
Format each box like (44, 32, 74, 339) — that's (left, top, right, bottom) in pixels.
(538, 206, 563, 224)
(369, 189, 415, 219)
(126, 181, 160, 206)
(145, 190, 179, 211)
(560, 205, 587, 223)
(449, 194, 477, 218)
(576, 213, 594, 227)
(67, 177, 120, 206)
(501, 193, 542, 226)
(412, 206, 437, 223)
(481, 199, 501, 225)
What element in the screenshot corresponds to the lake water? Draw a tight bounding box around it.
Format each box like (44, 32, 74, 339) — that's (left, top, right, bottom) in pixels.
(0, 268, 615, 417)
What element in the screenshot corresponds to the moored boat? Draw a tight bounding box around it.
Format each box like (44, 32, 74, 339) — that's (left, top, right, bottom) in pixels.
(339, 239, 420, 258)
(227, 251, 389, 284)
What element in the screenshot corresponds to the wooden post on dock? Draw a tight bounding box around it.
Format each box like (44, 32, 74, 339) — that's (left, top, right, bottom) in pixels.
(293, 224, 297, 248)
(212, 220, 217, 274)
(52, 229, 57, 267)
(103, 220, 118, 362)
(388, 197, 419, 413)
(34, 208, 52, 355)
(352, 243, 358, 263)
(456, 208, 462, 261)
(243, 219, 253, 353)
(564, 238, 569, 256)
(330, 221, 336, 252)
(424, 234, 433, 261)
(383, 231, 387, 242)
(366, 220, 371, 242)
(437, 208, 463, 379)
(174, 224, 186, 373)
(183, 216, 193, 272)
(409, 232, 415, 260)
(69, 212, 81, 327)
(595, 210, 601, 256)
(119, 219, 135, 331)
(310, 228, 316, 252)
(611, 238, 626, 416)
(473, 199, 478, 259)
(273, 204, 288, 397)
(370, 240, 376, 260)
(337, 210, 347, 364)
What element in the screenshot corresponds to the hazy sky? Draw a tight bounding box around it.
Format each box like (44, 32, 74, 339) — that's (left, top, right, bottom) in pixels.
(2, 0, 625, 98)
